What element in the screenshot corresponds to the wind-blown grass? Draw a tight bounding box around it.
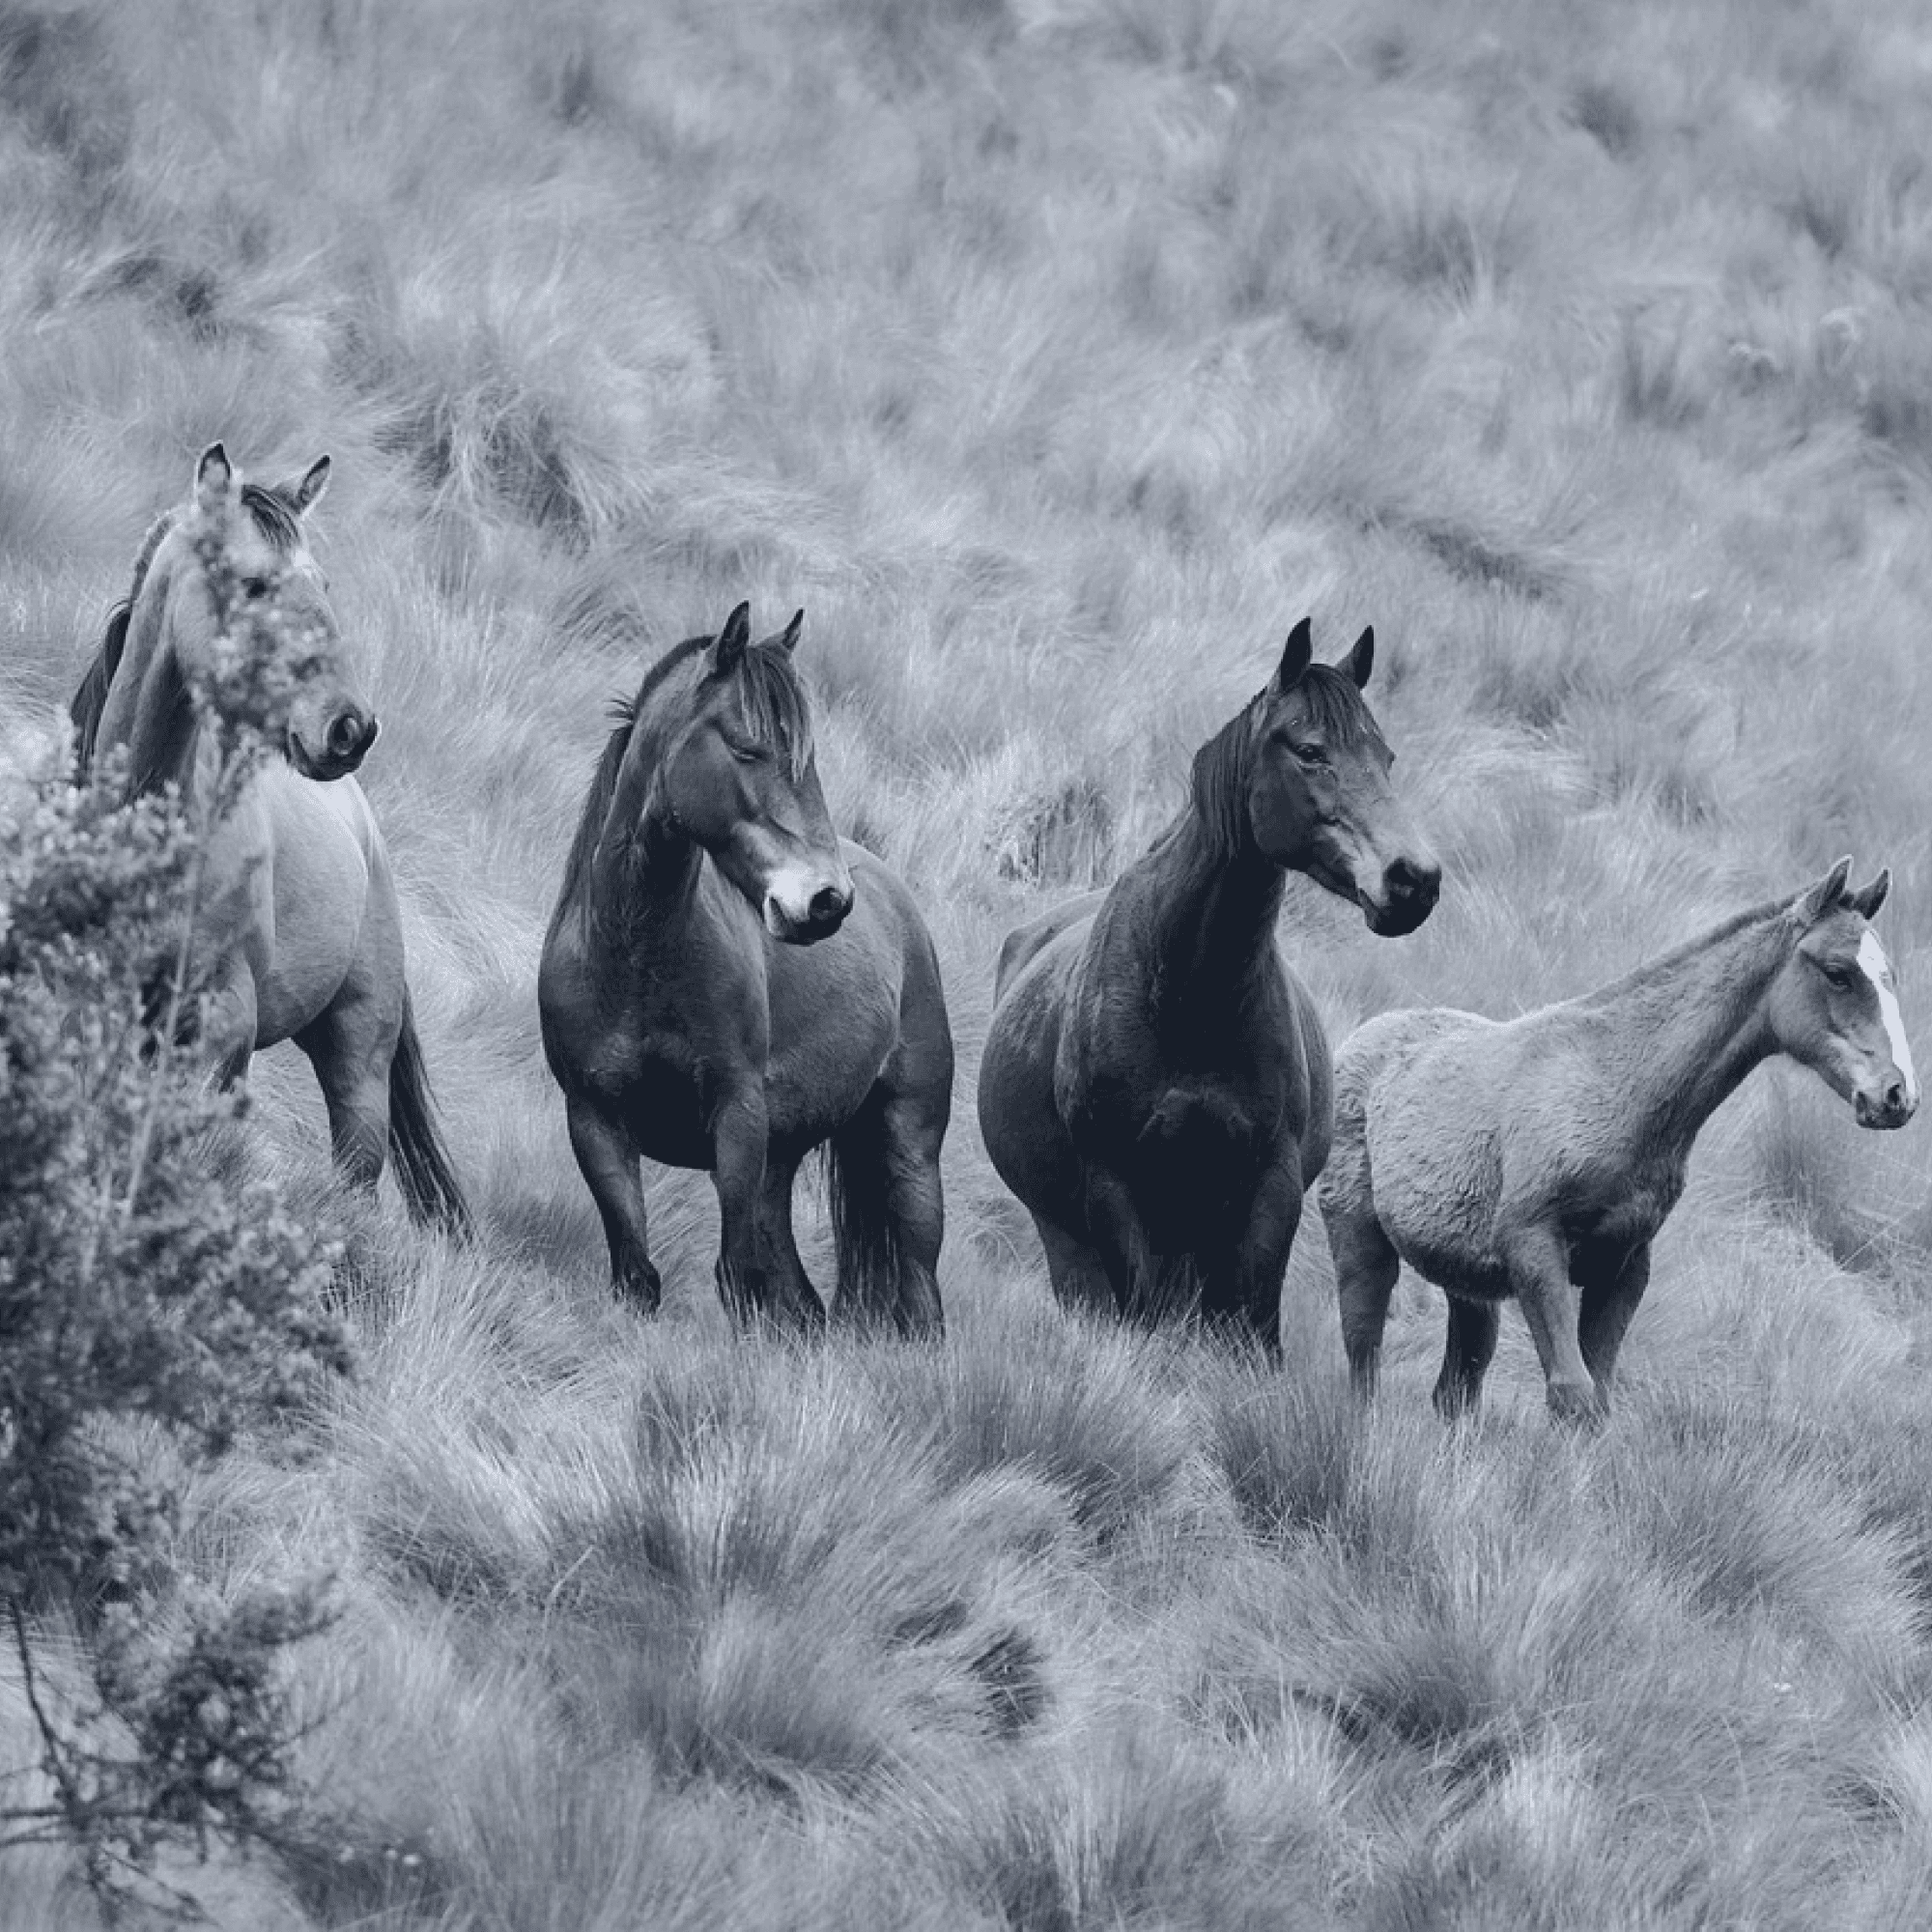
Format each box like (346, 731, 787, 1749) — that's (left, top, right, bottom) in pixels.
(6, 0, 1932, 1921)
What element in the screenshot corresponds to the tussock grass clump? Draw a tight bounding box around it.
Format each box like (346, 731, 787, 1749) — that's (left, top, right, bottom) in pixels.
(13, 0, 1932, 1920)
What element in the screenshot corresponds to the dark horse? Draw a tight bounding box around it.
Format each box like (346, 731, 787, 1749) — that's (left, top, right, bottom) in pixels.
(70, 442, 470, 1233)
(538, 603, 953, 1333)
(977, 617, 1440, 1353)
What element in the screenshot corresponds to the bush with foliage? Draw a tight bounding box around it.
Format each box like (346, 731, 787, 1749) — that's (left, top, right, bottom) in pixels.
(0, 512, 352, 1916)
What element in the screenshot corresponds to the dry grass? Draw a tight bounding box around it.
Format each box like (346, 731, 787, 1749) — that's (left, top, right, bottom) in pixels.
(6, 0, 1932, 1921)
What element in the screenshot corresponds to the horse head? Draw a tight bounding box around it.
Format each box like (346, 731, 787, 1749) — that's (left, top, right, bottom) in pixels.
(1771, 857, 1918, 1129)
(179, 442, 376, 781)
(661, 602, 853, 944)
(1244, 617, 1440, 935)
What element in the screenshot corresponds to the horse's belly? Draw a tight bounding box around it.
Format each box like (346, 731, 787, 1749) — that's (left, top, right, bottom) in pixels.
(196, 770, 376, 1044)
(618, 1059, 720, 1170)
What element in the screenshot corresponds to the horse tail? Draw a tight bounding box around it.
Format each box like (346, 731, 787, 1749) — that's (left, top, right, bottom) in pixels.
(387, 991, 473, 1238)
(70, 602, 131, 784)
(826, 1094, 941, 1337)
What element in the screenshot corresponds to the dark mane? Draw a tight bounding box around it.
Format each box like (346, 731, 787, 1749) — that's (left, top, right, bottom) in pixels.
(1188, 704, 1259, 862)
(69, 483, 308, 783)
(1185, 664, 1379, 863)
(554, 629, 816, 911)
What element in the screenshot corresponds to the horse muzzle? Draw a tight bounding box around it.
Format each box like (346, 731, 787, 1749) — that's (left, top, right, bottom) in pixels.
(1359, 854, 1441, 937)
(763, 879, 854, 945)
(1853, 1075, 1918, 1130)
(291, 706, 379, 781)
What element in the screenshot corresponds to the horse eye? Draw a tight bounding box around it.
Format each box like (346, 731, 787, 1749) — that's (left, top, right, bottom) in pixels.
(1292, 743, 1327, 765)
(726, 741, 764, 765)
(242, 576, 271, 600)
(1822, 964, 1855, 991)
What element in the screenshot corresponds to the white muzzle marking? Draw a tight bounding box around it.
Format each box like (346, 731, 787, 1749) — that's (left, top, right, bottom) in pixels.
(1859, 928, 1919, 1105)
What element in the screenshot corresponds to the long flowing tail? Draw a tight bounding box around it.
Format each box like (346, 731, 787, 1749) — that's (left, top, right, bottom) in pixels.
(826, 1094, 942, 1337)
(387, 991, 473, 1238)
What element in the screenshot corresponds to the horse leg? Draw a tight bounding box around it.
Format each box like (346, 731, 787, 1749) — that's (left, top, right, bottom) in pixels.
(1576, 1240, 1652, 1410)
(1033, 1212, 1115, 1318)
(1506, 1222, 1601, 1427)
(711, 1087, 777, 1328)
(295, 994, 396, 1196)
(873, 1087, 947, 1339)
(1433, 1296, 1502, 1420)
(1082, 1164, 1159, 1321)
(199, 961, 259, 1091)
(564, 1094, 661, 1312)
(1214, 1159, 1305, 1361)
(758, 1151, 827, 1332)
(1323, 1196, 1401, 1399)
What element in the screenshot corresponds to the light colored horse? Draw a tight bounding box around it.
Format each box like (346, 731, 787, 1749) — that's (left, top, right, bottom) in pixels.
(1321, 858, 1918, 1425)
(70, 442, 470, 1233)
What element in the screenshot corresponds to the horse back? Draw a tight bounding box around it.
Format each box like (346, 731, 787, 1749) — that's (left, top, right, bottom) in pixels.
(994, 889, 1106, 1003)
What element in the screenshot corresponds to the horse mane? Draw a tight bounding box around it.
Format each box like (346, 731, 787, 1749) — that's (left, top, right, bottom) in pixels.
(555, 629, 816, 910)
(69, 480, 309, 783)
(1188, 663, 1376, 862)
(1573, 894, 1793, 1009)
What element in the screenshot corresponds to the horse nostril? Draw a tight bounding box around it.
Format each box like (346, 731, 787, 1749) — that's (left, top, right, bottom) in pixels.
(327, 710, 374, 764)
(809, 886, 850, 928)
(1885, 1080, 1907, 1114)
(1387, 857, 1440, 902)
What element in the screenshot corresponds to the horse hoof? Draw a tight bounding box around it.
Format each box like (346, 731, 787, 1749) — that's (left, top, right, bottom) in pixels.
(616, 1264, 663, 1315)
(1545, 1383, 1606, 1430)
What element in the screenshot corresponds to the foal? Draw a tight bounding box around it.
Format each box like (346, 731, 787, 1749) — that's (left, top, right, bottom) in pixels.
(1322, 859, 1918, 1424)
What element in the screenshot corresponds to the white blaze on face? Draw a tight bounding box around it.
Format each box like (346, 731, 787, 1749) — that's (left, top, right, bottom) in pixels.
(763, 858, 825, 932)
(1858, 928, 1919, 1103)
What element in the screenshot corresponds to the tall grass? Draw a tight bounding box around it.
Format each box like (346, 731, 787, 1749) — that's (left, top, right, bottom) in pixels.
(6, 0, 1932, 1920)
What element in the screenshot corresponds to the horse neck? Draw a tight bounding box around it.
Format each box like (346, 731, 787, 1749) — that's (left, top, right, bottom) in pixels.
(1134, 781, 1285, 1010)
(1581, 908, 1793, 1149)
(588, 695, 703, 935)
(115, 567, 204, 800)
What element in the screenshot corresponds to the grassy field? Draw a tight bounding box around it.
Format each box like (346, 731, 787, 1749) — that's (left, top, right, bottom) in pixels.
(5, 0, 1932, 1922)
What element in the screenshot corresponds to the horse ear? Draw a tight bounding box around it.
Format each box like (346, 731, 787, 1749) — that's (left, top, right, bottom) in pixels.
(778, 608, 804, 654)
(193, 441, 237, 518)
(281, 454, 331, 516)
(1847, 867, 1891, 922)
(1794, 856, 1854, 926)
(1340, 625, 1375, 690)
(713, 601, 753, 670)
(1266, 617, 1314, 697)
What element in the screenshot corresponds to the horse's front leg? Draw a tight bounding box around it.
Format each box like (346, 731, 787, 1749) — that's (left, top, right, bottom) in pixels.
(711, 1085, 778, 1328)
(1576, 1239, 1652, 1407)
(1081, 1163, 1160, 1321)
(1214, 1158, 1304, 1360)
(1506, 1219, 1600, 1426)
(564, 1095, 660, 1311)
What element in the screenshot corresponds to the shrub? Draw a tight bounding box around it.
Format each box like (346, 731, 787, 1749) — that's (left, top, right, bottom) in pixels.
(0, 505, 351, 1916)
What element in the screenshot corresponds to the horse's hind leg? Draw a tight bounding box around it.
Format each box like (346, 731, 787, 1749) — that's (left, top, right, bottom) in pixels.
(758, 1151, 827, 1331)
(563, 1094, 661, 1312)
(1434, 1296, 1501, 1420)
(829, 1086, 945, 1338)
(1034, 1212, 1114, 1319)
(1575, 1240, 1651, 1409)
(295, 998, 393, 1195)
(1217, 1158, 1305, 1361)
(1323, 1197, 1401, 1398)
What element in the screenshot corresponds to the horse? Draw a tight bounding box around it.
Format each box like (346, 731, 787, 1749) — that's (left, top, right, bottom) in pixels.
(1321, 858, 1918, 1427)
(976, 616, 1441, 1355)
(537, 602, 954, 1334)
(69, 441, 471, 1235)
